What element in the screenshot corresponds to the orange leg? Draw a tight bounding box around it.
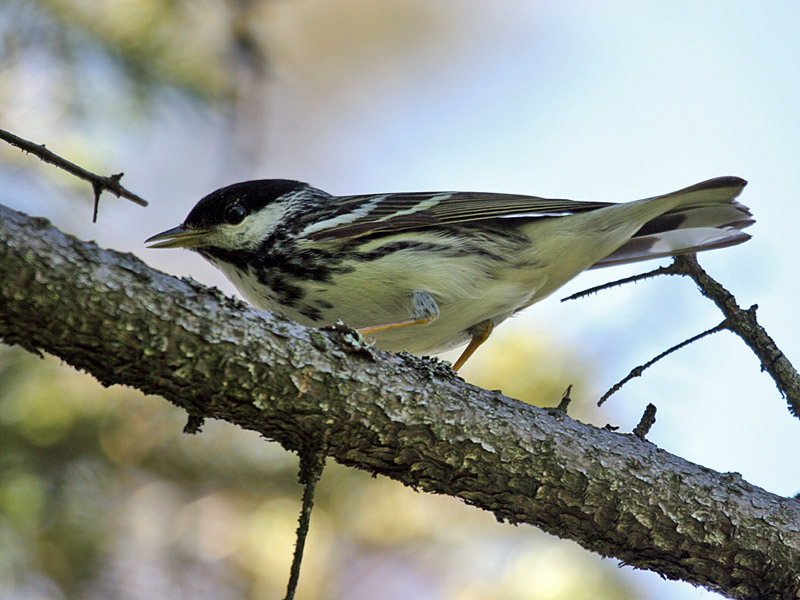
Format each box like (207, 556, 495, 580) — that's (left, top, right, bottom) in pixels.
(452, 319, 494, 371)
(358, 290, 440, 336)
(358, 314, 436, 335)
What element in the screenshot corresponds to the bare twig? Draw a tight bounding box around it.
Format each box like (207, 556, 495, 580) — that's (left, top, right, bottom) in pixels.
(673, 255, 800, 418)
(563, 254, 800, 418)
(561, 263, 681, 302)
(284, 446, 326, 600)
(599, 322, 728, 406)
(0, 127, 148, 222)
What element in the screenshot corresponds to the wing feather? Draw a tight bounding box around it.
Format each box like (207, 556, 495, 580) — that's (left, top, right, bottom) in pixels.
(305, 191, 613, 240)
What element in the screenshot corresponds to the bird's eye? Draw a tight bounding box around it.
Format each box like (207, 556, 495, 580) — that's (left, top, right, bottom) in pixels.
(224, 203, 247, 225)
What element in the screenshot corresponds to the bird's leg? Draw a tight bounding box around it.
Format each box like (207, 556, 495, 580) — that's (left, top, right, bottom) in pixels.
(451, 319, 494, 371)
(357, 291, 440, 335)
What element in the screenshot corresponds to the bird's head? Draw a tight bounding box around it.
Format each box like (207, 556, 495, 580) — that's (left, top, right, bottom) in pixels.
(146, 179, 313, 253)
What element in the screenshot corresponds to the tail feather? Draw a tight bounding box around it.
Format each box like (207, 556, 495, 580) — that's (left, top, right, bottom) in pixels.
(592, 176, 753, 268)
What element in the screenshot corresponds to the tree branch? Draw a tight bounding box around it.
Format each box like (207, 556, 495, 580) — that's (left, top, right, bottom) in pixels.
(1, 202, 799, 600)
(672, 254, 800, 418)
(0, 128, 149, 221)
(564, 258, 800, 419)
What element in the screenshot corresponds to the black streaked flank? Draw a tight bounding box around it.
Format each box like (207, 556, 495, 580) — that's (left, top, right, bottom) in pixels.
(199, 246, 307, 307)
(259, 228, 355, 282)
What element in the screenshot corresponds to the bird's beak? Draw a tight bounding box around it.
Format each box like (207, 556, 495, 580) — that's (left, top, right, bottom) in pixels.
(145, 225, 211, 249)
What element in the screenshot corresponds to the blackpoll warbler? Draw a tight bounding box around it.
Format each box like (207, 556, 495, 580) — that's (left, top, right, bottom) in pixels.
(146, 177, 753, 370)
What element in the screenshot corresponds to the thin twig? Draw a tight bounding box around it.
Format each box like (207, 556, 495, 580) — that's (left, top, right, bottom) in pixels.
(285, 446, 326, 600)
(563, 253, 800, 419)
(561, 263, 682, 302)
(599, 321, 727, 406)
(0, 128, 148, 222)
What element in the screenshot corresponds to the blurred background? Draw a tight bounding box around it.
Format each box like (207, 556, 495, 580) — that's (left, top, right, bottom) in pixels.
(1, 1, 799, 598)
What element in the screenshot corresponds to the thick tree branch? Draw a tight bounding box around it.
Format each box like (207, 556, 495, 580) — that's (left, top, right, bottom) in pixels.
(1, 202, 799, 600)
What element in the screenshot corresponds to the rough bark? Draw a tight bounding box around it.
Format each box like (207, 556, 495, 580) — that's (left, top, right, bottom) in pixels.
(1, 202, 799, 600)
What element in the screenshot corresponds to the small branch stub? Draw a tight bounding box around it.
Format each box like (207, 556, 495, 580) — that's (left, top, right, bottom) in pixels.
(557, 385, 573, 412)
(633, 403, 657, 440)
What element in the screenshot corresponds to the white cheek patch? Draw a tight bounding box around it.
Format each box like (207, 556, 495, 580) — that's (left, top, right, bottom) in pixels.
(206, 202, 288, 250)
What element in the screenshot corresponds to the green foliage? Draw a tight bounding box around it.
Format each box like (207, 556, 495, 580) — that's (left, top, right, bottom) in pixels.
(1, 0, 266, 110)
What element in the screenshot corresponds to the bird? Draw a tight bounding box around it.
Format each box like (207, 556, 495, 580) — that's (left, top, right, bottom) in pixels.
(146, 176, 753, 370)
